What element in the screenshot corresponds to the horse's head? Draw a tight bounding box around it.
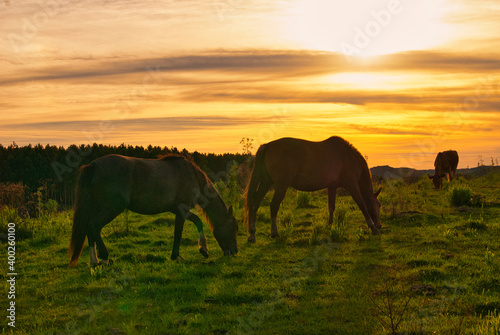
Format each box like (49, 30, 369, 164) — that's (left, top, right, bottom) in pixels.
(213, 205, 238, 256)
(371, 187, 383, 229)
(427, 174, 445, 189)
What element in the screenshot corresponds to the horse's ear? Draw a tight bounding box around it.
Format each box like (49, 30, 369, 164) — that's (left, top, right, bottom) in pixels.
(427, 174, 434, 179)
(228, 205, 233, 216)
(374, 187, 382, 198)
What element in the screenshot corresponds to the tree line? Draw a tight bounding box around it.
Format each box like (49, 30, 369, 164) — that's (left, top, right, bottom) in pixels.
(0, 142, 249, 215)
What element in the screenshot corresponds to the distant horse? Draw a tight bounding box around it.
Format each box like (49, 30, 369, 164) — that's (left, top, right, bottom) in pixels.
(69, 154, 238, 267)
(245, 136, 382, 242)
(428, 150, 459, 189)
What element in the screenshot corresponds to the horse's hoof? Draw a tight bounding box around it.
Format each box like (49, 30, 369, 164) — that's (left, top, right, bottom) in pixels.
(199, 248, 209, 258)
(171, 255, 185, 262)
(247, 236, 256, 243)
(98, 259, 112, 266)
(371, 229, 381, 236)
(270, 233, 280, 239)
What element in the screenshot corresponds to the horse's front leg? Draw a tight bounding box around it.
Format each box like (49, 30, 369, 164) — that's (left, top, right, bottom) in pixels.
(270, 186, 287, 238)
(171, 213, 185, 261)
(186, 211, 209, 258)
(327, 186, 337, 225)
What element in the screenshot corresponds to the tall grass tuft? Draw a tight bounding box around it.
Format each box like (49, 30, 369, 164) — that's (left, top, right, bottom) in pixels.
(309, 219, 327, 246)
(309, 206, 349, 245)
(296, 191, 312, 209)
(330, 207, 348, 243)
(472, 309, 500, 335)
(277, 211, 294, 243)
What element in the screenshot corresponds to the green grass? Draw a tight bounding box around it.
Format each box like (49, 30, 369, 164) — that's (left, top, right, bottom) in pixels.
(1, 171, 500, 334)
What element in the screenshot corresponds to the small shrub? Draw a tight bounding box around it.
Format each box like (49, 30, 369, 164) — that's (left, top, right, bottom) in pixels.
(369, 264, 415, 335)
(44, 199, 59, 214)
(0, 206, 21, 226)
(449, 187, 482, 207)
(214, 161, 242, 210)
(0, 207, 33, 240)
(0, 182, 27, 210)
(356, 228, 368, 241)
(449, 187, 473, 207)
(296, 192, 312, 209)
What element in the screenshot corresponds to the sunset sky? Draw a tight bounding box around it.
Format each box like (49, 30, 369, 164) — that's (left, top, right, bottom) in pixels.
(1, 0, 499, 169)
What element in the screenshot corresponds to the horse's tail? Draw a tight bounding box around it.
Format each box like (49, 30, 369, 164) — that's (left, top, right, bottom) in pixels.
(244, 144, 269, 230)
(68, 163, 95, 267)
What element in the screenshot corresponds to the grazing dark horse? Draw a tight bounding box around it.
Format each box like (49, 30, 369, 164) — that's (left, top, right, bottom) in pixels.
(427, 150, 459, 189)
(245, 136, 382, 242)
(69, 154, 238, 267)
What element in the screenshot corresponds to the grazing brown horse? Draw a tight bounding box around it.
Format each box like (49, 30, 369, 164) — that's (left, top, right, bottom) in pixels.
(245, 136, 382, 242)
(428, 150, 459, 189)
(69, 154, 238, 267)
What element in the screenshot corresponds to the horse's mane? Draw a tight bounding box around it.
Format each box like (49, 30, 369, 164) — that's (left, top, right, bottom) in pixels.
(328, 136, 373, 182)
(158, 153, 186, 161)
(158, 154, 221, 231)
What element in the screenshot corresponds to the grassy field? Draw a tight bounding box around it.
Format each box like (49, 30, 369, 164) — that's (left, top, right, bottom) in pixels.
(1, 171, 500, 334)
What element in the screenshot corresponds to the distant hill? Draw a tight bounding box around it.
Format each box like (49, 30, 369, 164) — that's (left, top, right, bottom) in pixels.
(370, 165, 500, 180)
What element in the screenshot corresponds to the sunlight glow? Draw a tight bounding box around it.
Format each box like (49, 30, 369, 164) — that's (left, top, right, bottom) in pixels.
(283, 0, 452, 56)
(320, 72, 407, 89)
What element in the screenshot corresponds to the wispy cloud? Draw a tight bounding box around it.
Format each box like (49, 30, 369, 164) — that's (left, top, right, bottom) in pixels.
(2, 115, 286, 131)
(3, 49, 500, 85)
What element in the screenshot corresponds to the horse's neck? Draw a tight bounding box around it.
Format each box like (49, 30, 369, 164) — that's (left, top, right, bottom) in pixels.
(202, 183, 227, 224)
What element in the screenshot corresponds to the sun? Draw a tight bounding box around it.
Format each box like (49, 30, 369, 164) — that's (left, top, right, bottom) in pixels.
(282, 0, 451, 56)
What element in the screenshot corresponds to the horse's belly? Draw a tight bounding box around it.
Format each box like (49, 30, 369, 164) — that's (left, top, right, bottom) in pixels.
(127, 190, 181, 215)
(291, 179, 330, 192)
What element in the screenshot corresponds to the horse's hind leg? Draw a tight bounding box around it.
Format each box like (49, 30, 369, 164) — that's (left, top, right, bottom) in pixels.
(88, 230, 108, 266)
(327, 186, 337, 225)
(88, 208, 123, 266)
(270, 185, 287, 238)
(247, 180, 272, 242)
(171, 212, 185, 261)
(87, 237, 99, 266)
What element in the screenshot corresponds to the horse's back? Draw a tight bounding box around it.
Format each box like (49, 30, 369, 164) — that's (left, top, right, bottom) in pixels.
(84, 155, 136, 206)
(444, 150, 459, 169)
(84, 155, 199, 214)
(264, 136, 363, 190)
(128, 156, 199, 214)
(436, 150, 459, 171)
